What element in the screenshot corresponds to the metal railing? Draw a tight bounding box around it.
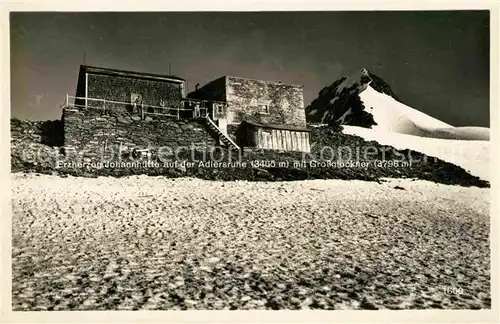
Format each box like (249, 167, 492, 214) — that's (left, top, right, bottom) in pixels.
(183, 99, 226, 119)
(62, 95, 193, 120)
(206, 116, 240, 151)
(62, 95, 228, 121)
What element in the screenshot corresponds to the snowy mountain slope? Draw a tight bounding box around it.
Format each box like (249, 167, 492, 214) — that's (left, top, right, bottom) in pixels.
(306, 68, 490, 141)
(342, 125, 490, 181)
(360, 85, 452, 131)
(306, 68, 490, 180)
(359, 85, 489, 140)
(427, 127, 490, 141)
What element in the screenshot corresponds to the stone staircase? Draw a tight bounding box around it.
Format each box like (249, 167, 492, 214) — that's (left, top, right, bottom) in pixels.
(205, 116, 240, 152)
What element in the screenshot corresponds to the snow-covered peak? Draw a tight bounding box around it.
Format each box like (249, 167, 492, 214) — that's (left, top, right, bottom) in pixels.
(334, 68, 372, 95)
(306, 68, 390, 128)
(305, 67, 450, 131)
(306, 68, 489, 140)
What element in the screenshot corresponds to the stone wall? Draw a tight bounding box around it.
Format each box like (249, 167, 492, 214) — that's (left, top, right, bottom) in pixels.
(10, 119, 63, 172)
(10, 117, 491, 188)
(83, 73, 184, 113)
(225, 77, 306, 127)
(63, 108, 216, 163)
(11, 119, 64, 147)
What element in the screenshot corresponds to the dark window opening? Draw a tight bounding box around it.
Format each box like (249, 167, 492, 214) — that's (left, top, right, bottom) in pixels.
(259, 104, 270, 114)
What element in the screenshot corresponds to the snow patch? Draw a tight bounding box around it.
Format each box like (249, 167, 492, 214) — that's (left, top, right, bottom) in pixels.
(343, 125, 490, 181)
(360, 85, 452, 133)
(337, 107, 353, 124)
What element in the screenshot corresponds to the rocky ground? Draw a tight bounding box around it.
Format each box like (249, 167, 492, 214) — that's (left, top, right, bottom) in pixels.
(11, 174, 490, 310)
(10, 120, 489, 188)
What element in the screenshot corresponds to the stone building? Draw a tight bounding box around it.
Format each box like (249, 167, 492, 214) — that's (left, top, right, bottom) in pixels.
(188, 76, 310, 152)
(74, 65, 186, 115)
(64, 66, 217, 159)
(63, 66, 311, 155)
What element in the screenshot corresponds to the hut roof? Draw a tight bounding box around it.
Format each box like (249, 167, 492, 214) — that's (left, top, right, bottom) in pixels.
(80, 65, 185, 83)
(241, 120, 310, 132)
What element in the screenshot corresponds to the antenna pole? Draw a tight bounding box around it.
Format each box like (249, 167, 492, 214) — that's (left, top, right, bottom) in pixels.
(83, 53, 86, 65)
(169, 62, 172, 75)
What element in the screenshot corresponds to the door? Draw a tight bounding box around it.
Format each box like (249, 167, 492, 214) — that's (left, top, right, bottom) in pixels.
(213, 102, 228, 134)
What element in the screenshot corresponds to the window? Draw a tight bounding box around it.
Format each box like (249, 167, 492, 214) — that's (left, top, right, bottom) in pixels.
(259, 104, 270, 114)
(130, 93, 142, 105)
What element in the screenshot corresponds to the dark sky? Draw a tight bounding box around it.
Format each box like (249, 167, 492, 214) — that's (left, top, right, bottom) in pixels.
(10, 11, 490, 126)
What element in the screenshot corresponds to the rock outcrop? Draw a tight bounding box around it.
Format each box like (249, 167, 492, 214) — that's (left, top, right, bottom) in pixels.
(306, 68, 397, 128)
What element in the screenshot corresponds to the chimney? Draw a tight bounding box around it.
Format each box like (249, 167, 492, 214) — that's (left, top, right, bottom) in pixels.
(195, 83, 200, 91)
